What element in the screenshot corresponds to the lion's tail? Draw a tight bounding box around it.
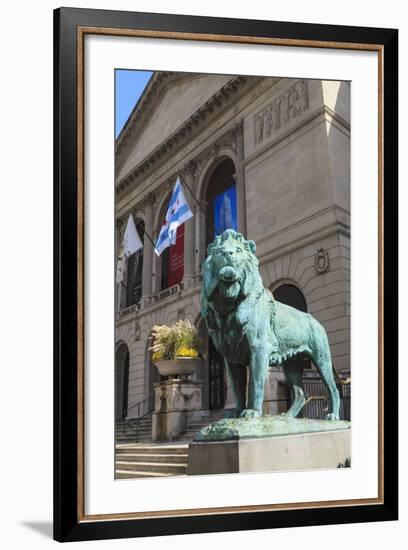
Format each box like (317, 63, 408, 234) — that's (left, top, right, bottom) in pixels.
(332, 362, 351, 385)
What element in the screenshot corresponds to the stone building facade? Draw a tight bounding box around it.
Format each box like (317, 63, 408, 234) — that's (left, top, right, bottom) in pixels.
(114, 72, 350, 426)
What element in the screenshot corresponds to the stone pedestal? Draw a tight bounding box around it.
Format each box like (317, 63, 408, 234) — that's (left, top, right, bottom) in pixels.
(152, 379, 202, 441)
(188, 428, 351, 475)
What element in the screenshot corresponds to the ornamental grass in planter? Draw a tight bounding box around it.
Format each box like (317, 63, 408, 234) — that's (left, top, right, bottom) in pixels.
(150, 320, 203, 378)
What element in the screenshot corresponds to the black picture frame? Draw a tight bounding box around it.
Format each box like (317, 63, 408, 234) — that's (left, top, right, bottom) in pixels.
(54, 7, 398, 542)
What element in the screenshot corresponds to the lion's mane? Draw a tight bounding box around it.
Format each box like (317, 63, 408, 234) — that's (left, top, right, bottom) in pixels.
(201, 229, 276, 330)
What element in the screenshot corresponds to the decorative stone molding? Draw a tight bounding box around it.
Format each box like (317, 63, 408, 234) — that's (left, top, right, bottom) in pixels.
(314, 248, 330, 274)
(254, 80, 310, 146)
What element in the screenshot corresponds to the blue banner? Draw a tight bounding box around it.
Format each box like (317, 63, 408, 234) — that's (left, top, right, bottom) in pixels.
(213, 185, 237, 236)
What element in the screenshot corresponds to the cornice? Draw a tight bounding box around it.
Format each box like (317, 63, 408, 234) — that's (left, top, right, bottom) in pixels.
(115, 75, 278, 196)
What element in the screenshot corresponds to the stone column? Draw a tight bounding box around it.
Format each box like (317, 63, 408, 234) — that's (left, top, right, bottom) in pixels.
(196, 199, 208, 273)
(116, 218, 127, 311)
(180, 164, 197, 289)
(141, 194, 155, 305)
(233, 120, 247, 236)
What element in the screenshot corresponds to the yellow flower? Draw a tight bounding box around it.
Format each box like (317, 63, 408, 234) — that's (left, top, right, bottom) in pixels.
(152, 351, 164, 362)
(176, 347, 199, 358)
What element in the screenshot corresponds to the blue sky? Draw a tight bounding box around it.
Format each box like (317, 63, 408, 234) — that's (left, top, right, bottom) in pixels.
(115, 70, 153, 138)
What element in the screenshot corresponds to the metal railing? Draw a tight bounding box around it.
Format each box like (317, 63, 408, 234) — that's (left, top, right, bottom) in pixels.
(117, 394, 155, 444)
(263, 376, 350, 421)
(303, 376, 350, 421)
(125, 393, 155, 420)
(116, 284, 183, 321)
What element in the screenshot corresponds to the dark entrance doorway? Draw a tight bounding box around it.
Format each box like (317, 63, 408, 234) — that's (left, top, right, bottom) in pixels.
(273, 283, 307, 312)
(272, 283, 310, 415)
(115, 342, 129, 420)
(208, 339, 225, 410)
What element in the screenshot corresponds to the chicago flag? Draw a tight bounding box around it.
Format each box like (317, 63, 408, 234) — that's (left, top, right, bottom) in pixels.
(154, 177, 193, 256)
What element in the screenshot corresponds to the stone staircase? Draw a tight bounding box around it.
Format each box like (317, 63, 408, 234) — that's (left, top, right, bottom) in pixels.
(115, 416, 152, 445)
(115, 443, 189, 479)
(115, 409, 229, 478)
(116, 408, 227, 445)
(175, 408, 227, 441)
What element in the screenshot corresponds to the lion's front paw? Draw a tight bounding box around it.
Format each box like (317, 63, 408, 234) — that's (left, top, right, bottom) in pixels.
(223, 409, 240, 419)
(240, 409, 261, 418)
(326, 413, 340, 420)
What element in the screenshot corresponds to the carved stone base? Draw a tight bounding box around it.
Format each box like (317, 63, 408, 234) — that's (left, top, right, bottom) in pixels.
(152, 379, 202, 441)
(188, 428, 351, 475)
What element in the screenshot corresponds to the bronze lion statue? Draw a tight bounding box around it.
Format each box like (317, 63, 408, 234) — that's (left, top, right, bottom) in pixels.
(201, 229, 340, 420)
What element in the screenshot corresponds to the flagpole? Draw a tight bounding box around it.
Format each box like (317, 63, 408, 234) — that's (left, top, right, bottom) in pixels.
(178, 174, 220, 236)
(135, 221, 156, 248)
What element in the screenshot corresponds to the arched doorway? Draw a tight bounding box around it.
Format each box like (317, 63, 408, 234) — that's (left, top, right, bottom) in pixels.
(272, 283, 307, 313)
(271, 282, 310, 415)
(205, 158, 237, 247)
(115, 342, 129, 420)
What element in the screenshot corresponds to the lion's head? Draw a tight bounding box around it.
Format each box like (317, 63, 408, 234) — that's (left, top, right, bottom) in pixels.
(201, 230, 264, 319)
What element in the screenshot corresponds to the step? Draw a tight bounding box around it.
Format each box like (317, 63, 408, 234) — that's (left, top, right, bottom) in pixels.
(116, 453, 188, 464)
(116, 428, 152, 434)
(116, 444, 188, 455)
(116, 437, 152, 445)
(116, 431, 152, 443)
(115, 461, 187, 474)
(116, 470, 173, 479)
(116, 431, 152, 437)
(116, 424, 152, 430)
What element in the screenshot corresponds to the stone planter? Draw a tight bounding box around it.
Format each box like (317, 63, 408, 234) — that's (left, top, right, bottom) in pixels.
(154, 358, 203, 378)
(152, 378, 203, 441)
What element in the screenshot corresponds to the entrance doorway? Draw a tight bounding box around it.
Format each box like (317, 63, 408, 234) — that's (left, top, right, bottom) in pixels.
(273, 283, 307, 312)
(196, 316, 226, 411)
(272, 283, 309, 415)
(208, 340, 225, 410)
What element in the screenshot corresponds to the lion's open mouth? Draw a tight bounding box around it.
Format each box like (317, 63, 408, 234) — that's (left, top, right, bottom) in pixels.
(218, 280, 240, 299)
(218, 266, 240, 299)
(219, 266, 239, 283)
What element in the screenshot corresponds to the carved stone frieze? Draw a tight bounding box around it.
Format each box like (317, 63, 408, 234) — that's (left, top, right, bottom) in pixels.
(254, 80, 310, 146)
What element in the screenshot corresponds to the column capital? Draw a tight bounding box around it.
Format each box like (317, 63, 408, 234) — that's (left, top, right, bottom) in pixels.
(180, 159, 197, 183)
(232, 119, 244, 139)
(116, 216, 127, 234)
(142, 192, 156, 210)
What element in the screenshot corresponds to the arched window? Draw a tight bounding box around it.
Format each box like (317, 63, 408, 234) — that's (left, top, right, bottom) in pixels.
(126, 220, 144, 306)
(205, 158, 237, 247)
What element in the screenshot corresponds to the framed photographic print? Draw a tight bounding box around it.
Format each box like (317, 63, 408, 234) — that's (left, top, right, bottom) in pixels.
(54, 7, 398, 542)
